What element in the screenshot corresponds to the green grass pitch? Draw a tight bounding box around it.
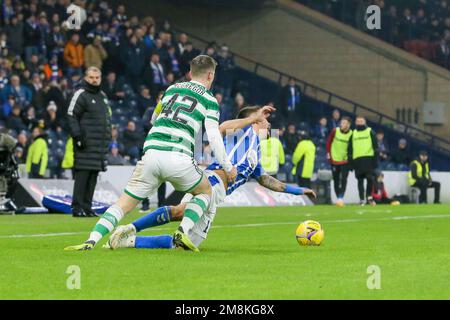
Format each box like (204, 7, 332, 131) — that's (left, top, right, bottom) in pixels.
(1, 204, 449, 300)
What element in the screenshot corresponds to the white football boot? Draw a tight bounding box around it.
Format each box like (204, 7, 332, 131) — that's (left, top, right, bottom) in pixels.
(108, 224, 137, 249)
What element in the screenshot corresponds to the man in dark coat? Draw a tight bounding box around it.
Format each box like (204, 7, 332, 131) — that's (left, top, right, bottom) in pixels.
(67, 67, 112, 217)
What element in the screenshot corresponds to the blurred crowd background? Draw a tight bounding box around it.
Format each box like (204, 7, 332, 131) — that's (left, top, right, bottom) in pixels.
(0, 0, 436, 183)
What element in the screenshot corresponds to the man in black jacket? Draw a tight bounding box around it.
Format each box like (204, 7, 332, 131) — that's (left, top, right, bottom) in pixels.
(67, 67, 112, 217)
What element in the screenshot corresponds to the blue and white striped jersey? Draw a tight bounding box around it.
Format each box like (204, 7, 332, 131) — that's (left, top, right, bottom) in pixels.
(207, 125, 264, 195)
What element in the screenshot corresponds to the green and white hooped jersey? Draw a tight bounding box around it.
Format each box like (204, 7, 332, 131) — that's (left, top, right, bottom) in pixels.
(144, 81, 220, 157)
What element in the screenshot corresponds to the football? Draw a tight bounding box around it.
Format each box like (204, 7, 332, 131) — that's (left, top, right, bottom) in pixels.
(296, 220, 324, 246)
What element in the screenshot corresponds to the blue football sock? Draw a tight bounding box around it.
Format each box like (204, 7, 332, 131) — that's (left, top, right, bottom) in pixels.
(135, 235, 173, 249)
(132, 206, 172, 232)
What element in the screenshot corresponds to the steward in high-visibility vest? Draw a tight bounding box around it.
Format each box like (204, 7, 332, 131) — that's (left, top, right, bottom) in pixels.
(348, 117, 378, 205)
(62, 137, 74, 169)
(408, 150, 440, 204)
(408, 159, 430, 186)
(26, 127, 48, 179)
(326, 116, 352, 204)
(260, 136, 285, 176)
(292, 131, 315, 188)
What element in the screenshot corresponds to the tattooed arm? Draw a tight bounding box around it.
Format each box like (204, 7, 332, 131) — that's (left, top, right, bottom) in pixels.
(257, 174, 317, 200)
(257, 174, 286, 192)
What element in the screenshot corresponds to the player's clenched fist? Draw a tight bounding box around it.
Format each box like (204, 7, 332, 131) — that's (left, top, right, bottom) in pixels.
(226, 166, 238, 183)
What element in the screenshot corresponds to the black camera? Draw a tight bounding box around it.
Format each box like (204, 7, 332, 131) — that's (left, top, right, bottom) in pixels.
(0, 133, 19, 213)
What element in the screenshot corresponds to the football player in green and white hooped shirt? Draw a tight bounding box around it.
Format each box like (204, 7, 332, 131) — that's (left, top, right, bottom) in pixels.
(65, 55, 238, 251)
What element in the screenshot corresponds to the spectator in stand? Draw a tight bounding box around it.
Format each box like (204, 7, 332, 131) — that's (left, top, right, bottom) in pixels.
(137, 86, 154, 117)
(43, 54, 62, 81)
(30, 73, 45, 111)
(2, 75, 32, 107)
(0, 95, 16, 120)
(314, 116, 330, 140)
(414, 8, 428, 39)
(435, 38, 449, 68)
(399, 8, 414, 41)
(204, 45, 216, 58)
(216, 92, 231, 123)
(120, 35, 146, 91)
(16, 131, 28, 161)
(329, 109, 341, 129)
(232, 92, 246, 118)
(292, 130, 316, 188)
(107, 142, 129, 166)
(102, 71, 125, 101)
(23, 106, 39, 131)
(63, 33, 84, 77)
(280, 77, 302, 122)
(23, 14, 40, 62)
(176, 33, 189, 56)
(381, 5, 400, 44)
(121, 120, 141, 163)
(84, 35, 108, 69)
(115, 4, 127, 23)
(110, 125, 124, 155)
(143, 53, 167, 97)
(15, 146, 25, 164)
(166, 45, 180, 78)
(326, 116, 352, 206)
(165, 72, 175, 88)
(179, 41, 200, 75)
(46, 24, 66, 60)
(283, 124, 299, 156)
(6, 105, 27, 134)
(408, 150, 440, 204)
(4, 15, 24, 56)
(26, 126, 48, 179)
(152, 38, 169, 66)
(392, 138, 411, 167)
(26, 54, 41, 75)
(375, 129, 389, 163)
(215, 45, 235, 98)
(42, 100, 61, 131)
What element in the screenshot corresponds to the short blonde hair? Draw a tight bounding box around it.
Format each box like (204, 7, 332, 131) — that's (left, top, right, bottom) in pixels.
(190, 55, 217, 77)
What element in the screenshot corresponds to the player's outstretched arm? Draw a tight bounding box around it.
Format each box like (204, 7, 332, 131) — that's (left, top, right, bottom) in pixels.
(257, 174, 316, 200)
(219, 105, 276, 136)
(205, 118, 236, 182)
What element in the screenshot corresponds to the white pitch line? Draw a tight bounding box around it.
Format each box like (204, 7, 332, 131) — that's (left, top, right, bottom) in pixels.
(0, 232, 85, 239)
(1, 213, 450, 239)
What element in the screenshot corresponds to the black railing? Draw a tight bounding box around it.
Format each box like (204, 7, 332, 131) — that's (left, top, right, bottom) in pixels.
(175, 28, 450, 156)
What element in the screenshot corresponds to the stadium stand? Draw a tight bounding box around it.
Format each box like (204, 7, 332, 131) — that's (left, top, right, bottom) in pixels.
(297, 0, 450, 70)
(0, 0, 448, 181)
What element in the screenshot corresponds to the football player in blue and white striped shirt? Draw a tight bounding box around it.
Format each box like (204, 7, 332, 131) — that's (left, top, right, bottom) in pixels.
(107, 106, 316, 252)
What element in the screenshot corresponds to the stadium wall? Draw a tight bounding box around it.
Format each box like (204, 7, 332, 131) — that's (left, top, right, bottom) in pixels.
(125, 0, 450, 139)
